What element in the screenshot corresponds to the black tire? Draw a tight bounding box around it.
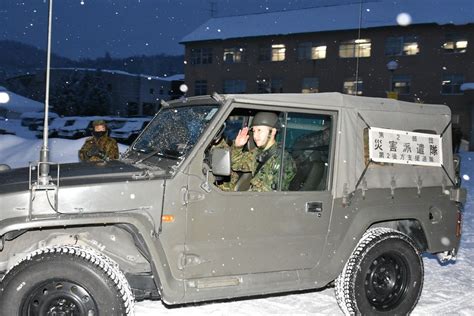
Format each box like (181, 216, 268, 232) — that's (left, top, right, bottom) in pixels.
(335, 228, 423, 316)
(0, 245, 134, 315)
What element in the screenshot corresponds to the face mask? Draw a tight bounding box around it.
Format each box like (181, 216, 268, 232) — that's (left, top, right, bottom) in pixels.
(93, 131, 106, 138)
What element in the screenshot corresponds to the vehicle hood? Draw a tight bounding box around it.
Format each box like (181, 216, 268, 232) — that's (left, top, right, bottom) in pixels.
(0, 160, 166, 194)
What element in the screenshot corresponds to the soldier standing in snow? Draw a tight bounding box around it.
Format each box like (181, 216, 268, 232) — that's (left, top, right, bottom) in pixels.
(231, 112, 296, 192)
(79, 120, 119, 162)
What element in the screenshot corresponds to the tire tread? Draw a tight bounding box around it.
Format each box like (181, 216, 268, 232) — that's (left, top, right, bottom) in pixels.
(335, 228, 423, 315)
(2, 245, 135, 315)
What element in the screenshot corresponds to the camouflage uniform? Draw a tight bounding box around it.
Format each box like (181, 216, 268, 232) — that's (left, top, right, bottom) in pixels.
(79, 134, 119, 162)
(231, 143, 296, 192)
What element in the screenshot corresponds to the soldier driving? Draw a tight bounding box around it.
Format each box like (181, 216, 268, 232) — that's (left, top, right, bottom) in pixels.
(231, 111, 296, 192)
(79, 120, 119, 162)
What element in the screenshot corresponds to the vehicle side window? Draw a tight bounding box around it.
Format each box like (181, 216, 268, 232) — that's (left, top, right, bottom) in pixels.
(285, 113, 332, 191)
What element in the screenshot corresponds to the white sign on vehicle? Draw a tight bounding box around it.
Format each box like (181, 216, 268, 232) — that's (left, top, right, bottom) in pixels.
(369, 127, 443, 167)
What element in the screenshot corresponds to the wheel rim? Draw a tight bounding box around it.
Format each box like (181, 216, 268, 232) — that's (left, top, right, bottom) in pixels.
(364, 252, 410, 311)
(21, 279, 99, 316)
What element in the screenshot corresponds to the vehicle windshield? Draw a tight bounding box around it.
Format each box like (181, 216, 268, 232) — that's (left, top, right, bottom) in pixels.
(131, 104, 219, 160)
(121, 120, 148, 131)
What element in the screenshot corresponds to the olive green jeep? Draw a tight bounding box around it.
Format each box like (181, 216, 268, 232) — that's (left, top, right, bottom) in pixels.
(0, 93, 466, 315)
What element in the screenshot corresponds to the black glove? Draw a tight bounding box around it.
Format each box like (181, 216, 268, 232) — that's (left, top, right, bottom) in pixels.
(87, 145, 106, 159)
(87, 146, 99, 157)
(97, 151, 107, 160)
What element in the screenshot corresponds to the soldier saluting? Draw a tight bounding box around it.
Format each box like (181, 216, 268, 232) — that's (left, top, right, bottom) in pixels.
(79, 120, 119, 162)
(231, 112, 295, 192)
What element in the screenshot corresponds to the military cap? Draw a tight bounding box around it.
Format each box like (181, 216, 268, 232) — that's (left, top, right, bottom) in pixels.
(92, 120, 107, 127)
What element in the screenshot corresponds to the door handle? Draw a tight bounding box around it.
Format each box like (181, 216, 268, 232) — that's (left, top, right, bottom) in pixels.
(306, 201, 323, 217)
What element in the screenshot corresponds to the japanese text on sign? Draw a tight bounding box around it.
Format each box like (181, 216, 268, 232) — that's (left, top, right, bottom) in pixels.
(368, 127, 443, 167)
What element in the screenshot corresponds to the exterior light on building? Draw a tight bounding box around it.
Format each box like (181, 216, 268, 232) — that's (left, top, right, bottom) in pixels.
(0, 91, 10, 104)
(456, 40, 468, 49)
(179, 84, 188, 93)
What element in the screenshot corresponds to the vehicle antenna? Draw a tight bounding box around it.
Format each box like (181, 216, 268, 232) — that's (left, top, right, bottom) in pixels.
(38, 0, 53, 185)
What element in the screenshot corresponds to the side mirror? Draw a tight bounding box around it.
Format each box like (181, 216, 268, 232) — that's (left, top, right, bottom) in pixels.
(211, 148, 231, 176)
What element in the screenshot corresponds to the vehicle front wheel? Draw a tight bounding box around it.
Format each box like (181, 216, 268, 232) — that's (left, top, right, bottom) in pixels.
(0, 245, 134, 315)
(335, 228, 423, 316)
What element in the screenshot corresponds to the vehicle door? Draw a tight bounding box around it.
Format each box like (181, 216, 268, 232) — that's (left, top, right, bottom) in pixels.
(184, 104, 336, 279)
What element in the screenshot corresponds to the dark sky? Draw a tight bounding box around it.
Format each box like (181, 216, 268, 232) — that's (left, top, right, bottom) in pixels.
(1, 0, 322, 60)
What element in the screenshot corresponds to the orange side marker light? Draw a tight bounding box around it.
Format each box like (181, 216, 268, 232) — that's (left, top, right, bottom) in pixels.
(162, 214, 175, 223)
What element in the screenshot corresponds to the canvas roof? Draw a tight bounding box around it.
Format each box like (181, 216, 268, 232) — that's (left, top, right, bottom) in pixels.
(215, 92, 453, 198)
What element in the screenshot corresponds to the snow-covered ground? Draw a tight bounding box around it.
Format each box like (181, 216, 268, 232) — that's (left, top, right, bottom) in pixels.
(0, 134, 472, 315)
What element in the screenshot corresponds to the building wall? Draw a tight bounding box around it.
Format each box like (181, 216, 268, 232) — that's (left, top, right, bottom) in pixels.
(183, 23, 474, 141)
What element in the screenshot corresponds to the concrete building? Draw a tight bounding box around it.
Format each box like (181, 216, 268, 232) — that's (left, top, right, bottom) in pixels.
(181, 0, 474, 146)
(6, 68, 184, 116)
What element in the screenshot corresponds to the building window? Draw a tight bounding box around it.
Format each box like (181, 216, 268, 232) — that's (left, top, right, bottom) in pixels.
(385, 36, 419, 56)
(259, 47, 271, 62)
(392, 75, 411, 94)
(190, 49, 200, 64)
(302, 77, 319, 93)
(149, 88, 154, 95)
(201, 48, 213, 64)
(297, 42, 327, 60)
(271, 78, 283, 93)
(257, 78, 283, 93)
(143, 103, 155, 116)
(339, 39, 371, 58)
(259, 44, 286, 62)
(223, 80, 246, 93)
(223, 47, 246, 63)
(442, 74, 464, 94)
(190, 48, 213, 64)
(271, 44, 286, 61)
(127, 102, 139, 116)
(343, 78, 363, 95)
(194, 80, 208, 95)
(443, 34, 468, 53)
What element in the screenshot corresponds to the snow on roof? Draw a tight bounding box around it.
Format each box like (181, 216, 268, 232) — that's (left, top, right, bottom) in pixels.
(181, 0, 474, 43)
(0, 90, 44, 114)
(460, 83, 474, 91)
(20, 111, 59, 119)
(51, 68, 184, 82)
(160, 74, 185, 81)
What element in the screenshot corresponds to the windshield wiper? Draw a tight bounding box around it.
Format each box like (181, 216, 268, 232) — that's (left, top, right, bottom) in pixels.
(134, 148, 180, 165)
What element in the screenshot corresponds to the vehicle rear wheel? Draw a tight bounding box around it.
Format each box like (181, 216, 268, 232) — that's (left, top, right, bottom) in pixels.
(0, 245, 134, 315)
(335, 228, 423, 315)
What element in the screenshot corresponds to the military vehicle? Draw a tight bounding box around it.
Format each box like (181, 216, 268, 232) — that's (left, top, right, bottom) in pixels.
(0, 93, 466, 315)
